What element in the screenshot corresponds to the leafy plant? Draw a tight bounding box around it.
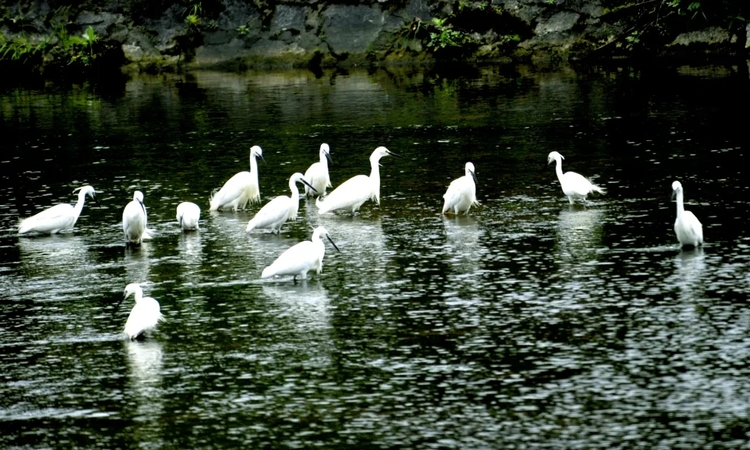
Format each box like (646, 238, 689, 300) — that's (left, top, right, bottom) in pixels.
(185, 3, 203, 31)
(236, 25, 249, 36)
(625, 30, 640, 50)
(0, 33, 48, 62)
(427, 17, 469, 50)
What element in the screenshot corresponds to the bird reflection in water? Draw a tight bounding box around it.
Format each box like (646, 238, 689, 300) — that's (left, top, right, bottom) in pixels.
(673, 247, 705, 298)
(125, 340, 164, 420)
(124, 242, 151, 285)
(177, 232, 203, 266)
(556, 205, 605, 267)
(17, 235, 91, 299)
(261, 283, 333, 368)
(443, 215, 483, 272)
(316, 213, 385, 275)
(18, 235, 88, 271)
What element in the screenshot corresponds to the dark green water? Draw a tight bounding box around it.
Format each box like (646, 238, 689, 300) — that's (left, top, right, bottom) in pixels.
(1, 63, 749, 448)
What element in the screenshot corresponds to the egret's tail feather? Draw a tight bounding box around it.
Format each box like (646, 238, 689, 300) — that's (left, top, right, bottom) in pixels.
(18, 218, 31, 234)
(591, 184, 606, 195)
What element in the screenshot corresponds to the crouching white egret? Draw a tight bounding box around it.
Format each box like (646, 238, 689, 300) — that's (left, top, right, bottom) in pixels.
(18, 185, 96, 234)
(547, 151, 605, 204)
(246, 172, 316, 234)
(316, 146, 399, 214)
(261, 226, 340, 281)
(672, 181, 703, 248)
(304, 143, 333, 197)
(176, 201, 201, 231)
(443, 162, 480, 215)
(121, 283, 163, 340)
(123, 191, 148, 245)
(210, 145, 265, 211)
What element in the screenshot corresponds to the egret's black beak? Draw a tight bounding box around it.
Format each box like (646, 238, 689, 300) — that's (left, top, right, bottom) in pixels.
(326, 234, 341, 252)
(671, 190, 677, 201)
(112, 292, 126, 317)
(325, 151, 333, 165)
(387, 150, 402, 158)
(470, 170, 477, 185)
(259, 153, 266, 164)
(301, 178, 318, 194)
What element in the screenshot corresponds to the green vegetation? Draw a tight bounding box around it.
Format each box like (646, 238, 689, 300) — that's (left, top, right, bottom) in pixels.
(599, 0, 747, 55)
(236, 25, 250, 36)
(427, 18, 471, 51)
(0, 5, 117, 76)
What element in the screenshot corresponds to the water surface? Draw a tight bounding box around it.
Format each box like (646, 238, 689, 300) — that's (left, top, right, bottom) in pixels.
(1, 63, 749, 448)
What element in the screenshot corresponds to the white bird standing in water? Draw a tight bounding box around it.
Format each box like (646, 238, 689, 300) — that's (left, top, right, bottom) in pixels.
(672, 180, 703, 248)
(316, 146, 399, 214)
(547, 151, 605, 204)
(121, 283, 163, 340)
(176, 202, 201, 231)
(18, 185, 96, 234)
(261, 226, 340, 281)
(304, 143, 333, 197)
(442, 162, 480, 215)
(123, 191, 148, 245)
(246, 172, 317, 234)
(210, 145, 265, 211)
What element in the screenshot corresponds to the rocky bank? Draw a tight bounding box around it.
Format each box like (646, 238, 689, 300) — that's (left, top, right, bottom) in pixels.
(1, 0, 748, 74)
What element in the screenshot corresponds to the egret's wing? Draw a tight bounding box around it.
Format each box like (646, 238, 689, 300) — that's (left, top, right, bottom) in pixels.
(123, 201, 147, 236)
(248, 197, 289, 228)
(211, 172, 252, 209)
(304, 162, 321, 182)
(19, 204, 75, 233)
(319, 175, 370, 211)
(562, 171, 595, 196)
(442, 178, 465, 212)
(684, 211, 704, 241)
(124, 299, 162, 338)
(263, 241, 315, 277)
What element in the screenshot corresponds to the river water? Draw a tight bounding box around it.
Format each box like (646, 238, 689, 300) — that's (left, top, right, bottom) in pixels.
(0, 63, 749, 448)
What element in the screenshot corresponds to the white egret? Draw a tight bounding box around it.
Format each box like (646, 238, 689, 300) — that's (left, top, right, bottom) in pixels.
(246, 172, 316, 234)
(547, 151, 605, 204)
(176, 201, 201, 231)
(442, 162, 480, 215)
(304, 143, 333, 197)
(121, 283, 163, 340)
(18, 185, 96, 234)
(209, 145, 265, 211)
(316, 146, 399, 214)
(123, 191, 148, 245)
(261, 226, 340, 281)
(672, 181, 703, 248)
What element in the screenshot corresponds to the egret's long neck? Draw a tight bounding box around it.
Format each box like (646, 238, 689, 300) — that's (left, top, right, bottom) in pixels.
(312, 233, 326, 259)
(289, 180, 301, 220)
(320, 153, 328, 170)
(369, 157, 381, 205)
(554, 158, 564, 181)
(675, 191, 685, 217)
(133, 288, 143, 304)
(250, 153, 259, 183)
(72, 192, 87, 224)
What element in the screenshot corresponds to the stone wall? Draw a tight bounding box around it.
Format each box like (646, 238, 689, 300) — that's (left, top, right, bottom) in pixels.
(1, 0, 747, 74)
